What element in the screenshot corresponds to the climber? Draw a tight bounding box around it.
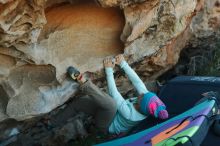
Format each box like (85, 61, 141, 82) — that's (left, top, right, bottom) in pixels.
(103, 54, 168, 134)
(67, 54, 168, 135)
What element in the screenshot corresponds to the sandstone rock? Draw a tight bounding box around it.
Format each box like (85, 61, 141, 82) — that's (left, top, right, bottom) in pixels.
(0, 63, 79, 121)
(0, 0, 46, 47)
(191, 0, 220, 38)
(0, 0, 216, 122)
(123, 0, 197, 62)
(0, 0, 13, 4)
(17, 1, 125, 81)
(98, 0, 147, 8)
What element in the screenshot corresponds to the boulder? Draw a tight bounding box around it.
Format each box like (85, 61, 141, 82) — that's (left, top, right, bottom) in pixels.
(0, 0, 218, 121)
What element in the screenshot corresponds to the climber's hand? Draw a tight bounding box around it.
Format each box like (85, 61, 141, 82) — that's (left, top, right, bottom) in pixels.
(104, 57, 115, 68)
(115, 54, 125, 65)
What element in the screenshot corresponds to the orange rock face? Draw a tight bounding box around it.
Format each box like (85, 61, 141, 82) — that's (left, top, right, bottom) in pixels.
(0, 1, 126, 120)
(0, 0, 219, 121)
(19, 1, 125, 79)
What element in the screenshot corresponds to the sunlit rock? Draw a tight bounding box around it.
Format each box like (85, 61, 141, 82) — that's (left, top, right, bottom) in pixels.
(0, 0, 217, 122)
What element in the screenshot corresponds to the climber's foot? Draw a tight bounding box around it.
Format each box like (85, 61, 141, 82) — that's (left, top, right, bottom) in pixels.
(67, 66, 87, 84)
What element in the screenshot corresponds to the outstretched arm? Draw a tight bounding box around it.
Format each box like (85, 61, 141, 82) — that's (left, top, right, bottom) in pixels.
(115, 55, 149, 95)
(104, 58, 132, 119)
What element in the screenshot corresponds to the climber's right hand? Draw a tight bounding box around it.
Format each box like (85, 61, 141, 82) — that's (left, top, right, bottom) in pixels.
(115, 54, 125, 65)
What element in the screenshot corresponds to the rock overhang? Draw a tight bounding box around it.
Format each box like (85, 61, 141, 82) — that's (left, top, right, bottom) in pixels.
(0, 0, 219, 122)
